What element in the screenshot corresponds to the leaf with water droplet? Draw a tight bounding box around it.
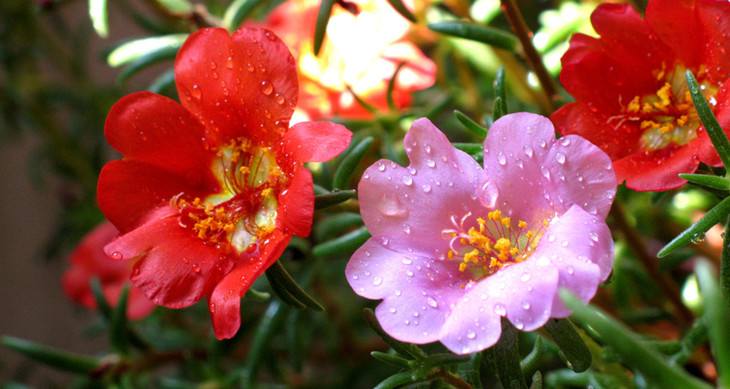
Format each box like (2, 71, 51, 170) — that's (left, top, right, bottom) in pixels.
(658, 196, 730, 257)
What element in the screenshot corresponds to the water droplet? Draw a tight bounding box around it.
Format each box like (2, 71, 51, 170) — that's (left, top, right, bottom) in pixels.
(590, 232, 599, 242)
(567, 266, 575, 275)
(422, 184, 432, 193)
(402, 176, 413, 186)
(426, 296, 439, 308)
(110, 251, 123, 260)
(403, 224, 412, 234)
(467, 331, 477, 339)
(402, 258, 413, 265)
(372, 276, 383, 286)
(377, 163, 386, 172)
(389, 307, 397, 314)
(260, 80, 273, 95)
(426, 159, 436, 168)
(425, 144, 432, 154)
(377, 194, 408, 218)
(225, 56, 234, 69)
(559, 137, 571, 146)
(497, 152, 507, 166)
(523, 146, 534, 158)
(494, 304, 506, 316)
(555, 152, 566, 164)
(191, 84, 201, 99)
(522, 302, 531, 310)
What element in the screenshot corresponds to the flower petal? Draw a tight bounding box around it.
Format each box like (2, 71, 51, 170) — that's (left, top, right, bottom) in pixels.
(209, 231, 291, 339)
(98, 160, 204, 232)
(281, 121, 352, 163)
(613, 140, 705, 191)
(697, 0, 730, 84)
(277, 167, 314, 237)
(484, 113, 616, 222)
(346, 239, 468, 344)
(105, 91, 213, 182)
(551, 102, 641, 161)
(105, 206, 233, 308)
(536, 205, 613, 317)
(645, 0, 702, 68)
(358, 118, 483, 257)
(175, 27, 297, 145)
(440, 258, 559, 354)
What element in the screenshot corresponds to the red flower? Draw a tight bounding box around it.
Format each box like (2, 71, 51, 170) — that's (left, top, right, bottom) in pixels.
(62, 222, 155, 320)
(551, 0, 730, 191)
(97, 27, 351, 339)
(259, 0, 436, 121)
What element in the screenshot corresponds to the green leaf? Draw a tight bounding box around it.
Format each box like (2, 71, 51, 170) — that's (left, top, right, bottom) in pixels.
(387, 62, 407, 111)
(89, 278, 112, 320)
(89, 0, 109, 38)
(695, 260, 730, 388)
(117, 45, 179, 83)
(486, 319, 527, 389)
(1, 336, 100, 374)
(658, 196, 730, 257)
(110, 285, 130, 353)
(529, 371, 543, 389)
(561, 290, 712, 389)
(457, 353, 483, 388)
(720, 216, 730, 304)
(107, 34, 188, 67)
(454, 110, 488, 138)
(386, 0, 417, 23)
(520, 336, 545, 373)
(223, 0, 265, 31)
(686, 70, 730, 169)
(312, 226, 370, 258)
(428, 21, 518, 51)
(313, 0, 336, 55)
(679, 173, 730, 191)
(148, 69, 175, 93)
(371, 351, 411, 368)
(314, 212, 363, 241)
(241, 301, 288, 387)
(346, 85, 378, 114)
(333, 137, 374, 190)
(155, 0, 192, 14)
(544, 319, 592, 372)
(493, 66, 508, 119)
(363, 308, 426, 359)
(373, 371, 417, 389)
(314, 190, 356, 209)
(453, 142, 483, 155)
(265, 261, 324, 311)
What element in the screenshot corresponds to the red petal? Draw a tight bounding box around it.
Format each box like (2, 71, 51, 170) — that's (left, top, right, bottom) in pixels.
(697, 0, 730, 84)
(560, 33, 658, 112)
(174, 27, 297, 145)
(281, 121, 352, 163)
(551, 102, 641, 161)
(98, 160, 203, 232)
(646, 0, 702, 68)
(105, 91, 212, 183)
(209, 231, 291, 339)
(277, 168, 314, 237)
(614, 142, 704, 191)
(105, 206, 234, 309)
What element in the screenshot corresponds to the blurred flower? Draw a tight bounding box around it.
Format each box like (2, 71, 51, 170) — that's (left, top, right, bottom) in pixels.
(552, 0, 730, 191)
(260, 0, 436, 121)
(62, 222, 155, 320)
(97, 27, 351, 339)
(346, 113, 616, 354)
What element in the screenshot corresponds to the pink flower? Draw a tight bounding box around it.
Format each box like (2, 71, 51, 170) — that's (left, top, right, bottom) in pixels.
(345, 113, 616, 354)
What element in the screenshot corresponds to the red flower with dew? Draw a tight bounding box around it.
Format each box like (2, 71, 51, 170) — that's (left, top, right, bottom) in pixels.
(551, 0, 730, 191)
(97, 27, 351, 339)
(259, 0, 436, 121)
(62, 222, 155, 320)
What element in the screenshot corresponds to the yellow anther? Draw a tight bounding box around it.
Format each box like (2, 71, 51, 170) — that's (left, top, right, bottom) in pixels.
(627, 96, 641, 113)
(488, 210, 502, 221)
(447, 250, 454, 260)
(501, 217, 511, 228)
(518, 220, 527, 229)
(458, 262, 467, 272)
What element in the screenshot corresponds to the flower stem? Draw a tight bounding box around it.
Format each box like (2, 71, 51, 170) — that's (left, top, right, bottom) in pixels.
(722, 215, 730, 301)
(610, 202, 694, 325)
(499, 0, 557, 112)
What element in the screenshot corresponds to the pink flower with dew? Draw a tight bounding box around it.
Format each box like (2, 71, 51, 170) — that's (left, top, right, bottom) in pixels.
(346, 113, 616, 354)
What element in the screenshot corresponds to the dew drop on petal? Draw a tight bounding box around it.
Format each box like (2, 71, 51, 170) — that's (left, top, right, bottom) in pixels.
(467, 331, 477, 339)
(522, 302, 531, 310)
(426, 159, 436, 168)
(402, 258, 413, 265)
(426, 296, 439, 308)
(497, 152, 507, 166)
(402, 176, 413, 186)
(555, 152, 566, 164)
(260, 80, 273, 95)
(422, 184, 432, 193)
(372, 277, 383, 286)
(523, 146, 534, 158)
(110, 251, 123, 260)
(494, 304, 506, 316)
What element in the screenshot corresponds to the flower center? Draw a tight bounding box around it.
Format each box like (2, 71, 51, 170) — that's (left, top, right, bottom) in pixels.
(442, 210, 548, 281)
(615, 64, 718, 152)
(173, 138, 286, 254)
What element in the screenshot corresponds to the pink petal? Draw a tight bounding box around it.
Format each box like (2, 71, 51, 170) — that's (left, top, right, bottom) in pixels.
(534, 205, 613, 317)
(484, 113, 616, 223)
(346, 240, 468, 344)
(358, 118, 483, 257)
(440, 258, 559, 354)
